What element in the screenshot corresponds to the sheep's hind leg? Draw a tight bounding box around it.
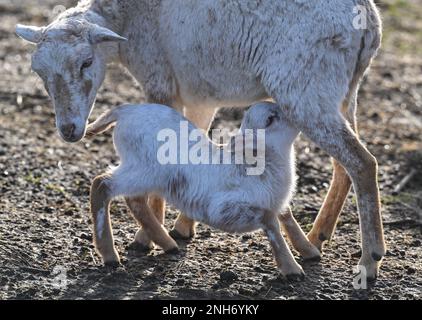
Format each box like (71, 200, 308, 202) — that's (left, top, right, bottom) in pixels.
(263, 213, 305, 279)
(290, 109, 386, 280)
(307, 97, 357, 251)
(279, 207, 321, 261)
(126, 196, 179, 254)
(90, 174, 120, 266)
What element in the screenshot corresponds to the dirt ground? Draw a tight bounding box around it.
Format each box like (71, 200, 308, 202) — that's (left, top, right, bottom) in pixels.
(0, 0, 421, 300)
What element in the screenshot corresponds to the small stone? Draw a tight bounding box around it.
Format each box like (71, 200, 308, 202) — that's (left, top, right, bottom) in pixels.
(220, 270, 238, 283)
(411, 239, 421, 247)
(175, 278, 185, 286)
(211, 283, 220, 290)
(44, 207, 55, 214)
(254, 266, 265, 273)
(79, 233, 92, 241)
(200, 230, 211, 238)
(241, 234, 252, 241)
(406, 267, 416, 275)
(64, 209, 74, 216)
(238, 288, 253, 296)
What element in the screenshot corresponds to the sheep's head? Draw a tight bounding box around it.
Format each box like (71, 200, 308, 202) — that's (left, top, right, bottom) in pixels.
(241, 102, 299, 151)
(16, 20, 127, 142)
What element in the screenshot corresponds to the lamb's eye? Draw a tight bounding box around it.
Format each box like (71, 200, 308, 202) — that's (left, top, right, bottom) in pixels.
(266, 115, 276, 127)
(80, 58, 93, 73)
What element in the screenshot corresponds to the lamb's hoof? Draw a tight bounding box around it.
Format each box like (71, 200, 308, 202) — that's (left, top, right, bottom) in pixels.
(127, 241, 153, 253)
(104, 261, 121, 270)
(169, 229, 194, 240)
(165, 247, 180, 255)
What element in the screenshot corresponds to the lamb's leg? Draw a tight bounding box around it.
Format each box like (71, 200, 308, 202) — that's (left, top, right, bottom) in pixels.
(279, 207, 321, 260)
(262, 213, 305, 279)
(125, 194, 167, 251)
(126, 196, 179, 253)
(308, 98, 357, 250)
(170, 107, 217, 239)
(290, 109, 386, 280)
(90, 174, 120, 266)
(131, 98, 184, 245)
(125, 196, 155, 251)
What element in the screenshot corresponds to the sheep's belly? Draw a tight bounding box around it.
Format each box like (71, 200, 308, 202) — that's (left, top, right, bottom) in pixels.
(177, 66, 269, 109)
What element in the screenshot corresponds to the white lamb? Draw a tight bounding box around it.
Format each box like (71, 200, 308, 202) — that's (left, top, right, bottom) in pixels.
(87, 102, 320, 277)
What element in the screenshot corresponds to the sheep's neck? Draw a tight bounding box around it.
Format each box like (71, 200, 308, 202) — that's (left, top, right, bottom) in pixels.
(85, 0, 162, 64)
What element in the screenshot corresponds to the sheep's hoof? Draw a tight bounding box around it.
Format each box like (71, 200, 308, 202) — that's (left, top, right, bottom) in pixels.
(127, 241, 153, 253)
(280, 264, 305, 281)
(303, 254, 322, 263)
(285, 273, 306, 282)
(357, 258, 382, 282)
(302, 247, 322, 262)
(169, 229, 194, 240)
(307, 231, 327, 252)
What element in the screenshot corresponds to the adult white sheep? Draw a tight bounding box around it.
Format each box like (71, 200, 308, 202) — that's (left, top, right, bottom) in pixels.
(16, 0, 386, 279)
(86, 101, 320, 277)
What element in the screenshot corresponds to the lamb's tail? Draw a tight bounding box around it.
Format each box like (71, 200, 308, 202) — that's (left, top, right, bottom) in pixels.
(85, 105, 129, 138)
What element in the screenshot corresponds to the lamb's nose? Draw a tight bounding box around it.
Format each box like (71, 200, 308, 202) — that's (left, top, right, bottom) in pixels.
(61, 123, 76, 140)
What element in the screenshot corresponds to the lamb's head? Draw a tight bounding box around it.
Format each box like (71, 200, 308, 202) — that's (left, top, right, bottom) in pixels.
(241, 102, 299, 151)
(16, 20, 127, 142)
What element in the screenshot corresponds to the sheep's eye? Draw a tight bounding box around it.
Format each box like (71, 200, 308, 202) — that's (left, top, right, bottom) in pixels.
(80, 59, 93, 73)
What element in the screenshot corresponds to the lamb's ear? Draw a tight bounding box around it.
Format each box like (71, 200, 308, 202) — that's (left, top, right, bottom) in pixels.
(89, 25, 127, 44)
(16, 24, 45, 44)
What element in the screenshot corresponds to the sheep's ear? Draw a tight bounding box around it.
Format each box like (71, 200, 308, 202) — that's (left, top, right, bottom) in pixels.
(16, 24, 45, 44)
(89, 25, 127, 44)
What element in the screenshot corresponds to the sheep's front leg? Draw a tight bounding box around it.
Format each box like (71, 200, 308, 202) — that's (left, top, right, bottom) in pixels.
(90, 175, 120, 266)
(279, 207, 321, 261)
(262, 214, 305, 279)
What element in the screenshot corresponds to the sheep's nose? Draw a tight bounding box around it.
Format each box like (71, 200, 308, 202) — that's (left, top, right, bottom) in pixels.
(60, 123, 76, 140)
